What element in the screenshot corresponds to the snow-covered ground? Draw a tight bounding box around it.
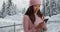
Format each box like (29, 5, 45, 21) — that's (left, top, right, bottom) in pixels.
(46, 14, 60, 32)
(0, 13, 24, 32)
(47, 23, 60, 32)
(48, 14, 60, 21)
(0, 13, 60, 32)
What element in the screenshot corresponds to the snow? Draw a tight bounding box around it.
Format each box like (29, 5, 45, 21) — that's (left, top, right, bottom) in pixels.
(0, 0, 60, 32)
(45, 14, 60, 21)
(5, 13, 24, 24)
(0, 13, 24, 32)
(47, 23, 60, 32)
(47, 14, 60, 32)
(0, 18, 14, 27)
(0, 13, 60, 32)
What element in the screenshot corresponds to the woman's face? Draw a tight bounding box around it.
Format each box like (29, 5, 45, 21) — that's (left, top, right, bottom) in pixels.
(33, 4, 40, 13)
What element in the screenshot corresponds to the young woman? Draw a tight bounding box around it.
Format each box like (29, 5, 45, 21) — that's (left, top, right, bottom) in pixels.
(23, 0, 47, 32)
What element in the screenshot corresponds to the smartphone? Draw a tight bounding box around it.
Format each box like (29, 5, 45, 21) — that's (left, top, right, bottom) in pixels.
(44, 19, 49, 23)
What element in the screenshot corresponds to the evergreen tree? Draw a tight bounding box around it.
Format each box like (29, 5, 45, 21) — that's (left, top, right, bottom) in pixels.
(7, 0, 12, 15)
(0, 1, 6, 18)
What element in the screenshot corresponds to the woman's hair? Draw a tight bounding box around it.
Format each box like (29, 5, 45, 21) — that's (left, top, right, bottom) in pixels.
(25, 6, 43, 24)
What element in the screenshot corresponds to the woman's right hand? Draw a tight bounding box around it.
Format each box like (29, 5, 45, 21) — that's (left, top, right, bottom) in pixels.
(35, 22, 44, 29)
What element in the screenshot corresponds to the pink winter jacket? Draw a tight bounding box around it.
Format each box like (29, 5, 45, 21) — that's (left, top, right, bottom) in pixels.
(23, 14, 47, 32)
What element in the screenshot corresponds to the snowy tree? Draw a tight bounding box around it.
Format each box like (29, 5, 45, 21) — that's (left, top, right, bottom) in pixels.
(22, 8, 25, 14)
(50, 0, 57, 15)
(5, 0, 18, 16)
(0, 1, 6, 18)
(56, 0, 60, 14)
(42, 0, 50, 16)
(42, 0, 45, 16)
(6, 0, 13, 15)
(0, 0, 18, 18)
(9, 4, 17, 15)
(42, 0, 58, 16)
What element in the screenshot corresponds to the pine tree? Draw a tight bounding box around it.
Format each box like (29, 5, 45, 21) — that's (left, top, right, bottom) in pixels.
(0, 0, 18, 18)
(22, 8, 25, 14)
(0, 1, 6, 18)
(57, 0, 60, 14)
(6, 0, 17, 16)
(7, 0, 12, 15)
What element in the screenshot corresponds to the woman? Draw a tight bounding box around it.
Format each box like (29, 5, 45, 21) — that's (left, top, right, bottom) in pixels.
(23, 0, 47, 32)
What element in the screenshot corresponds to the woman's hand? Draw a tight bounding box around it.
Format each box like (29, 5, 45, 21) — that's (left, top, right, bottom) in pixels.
(35, 22, 47, 32)
(42, 15, 45, 20)
(35, 22, 44, 29)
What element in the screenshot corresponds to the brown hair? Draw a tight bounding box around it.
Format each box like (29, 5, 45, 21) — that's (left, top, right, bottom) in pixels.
(25, 6, 43, 24)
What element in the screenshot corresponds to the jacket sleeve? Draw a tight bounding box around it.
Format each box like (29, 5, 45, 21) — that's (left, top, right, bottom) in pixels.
(23, 15, 33, 32)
